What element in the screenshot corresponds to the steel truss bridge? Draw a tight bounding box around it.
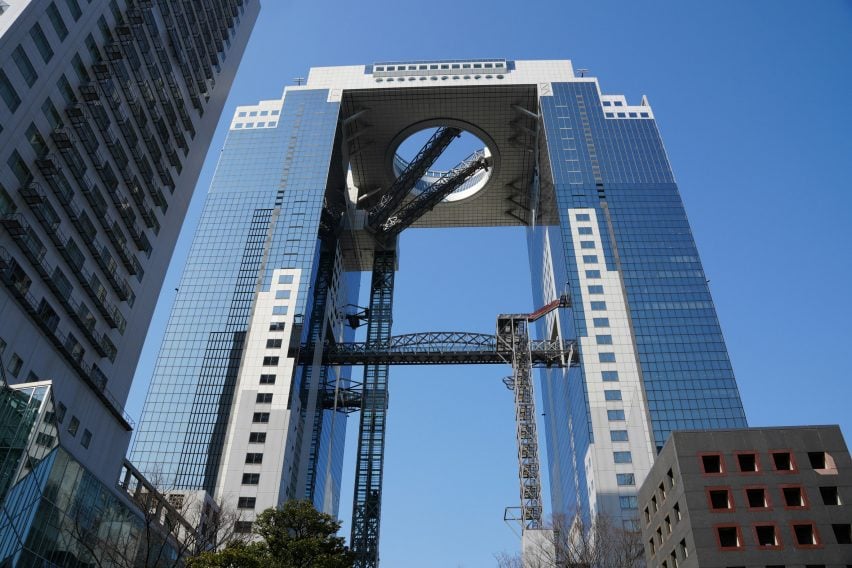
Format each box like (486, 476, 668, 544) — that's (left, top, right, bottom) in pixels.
(296, 332, 578, 367)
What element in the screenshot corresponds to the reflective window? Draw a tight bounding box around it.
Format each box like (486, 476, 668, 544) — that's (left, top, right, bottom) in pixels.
(611, 430, 629, 442)
(608, 409, 626, 421)
(604, 390, 622, 401)
(614, 451, 632, 463)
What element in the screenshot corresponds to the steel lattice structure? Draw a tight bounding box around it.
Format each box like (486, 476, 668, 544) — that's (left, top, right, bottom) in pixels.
(297, 333, 577, 367)
(351, 250, 395, 568)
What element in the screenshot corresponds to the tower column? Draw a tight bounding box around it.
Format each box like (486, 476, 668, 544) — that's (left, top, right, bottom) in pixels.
(351, 249, 395, 568)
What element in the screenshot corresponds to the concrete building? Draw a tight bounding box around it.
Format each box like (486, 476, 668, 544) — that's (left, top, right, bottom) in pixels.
(129, 59, 748, 565)
(0, 0, 258, 483)
(0, 0, 259, 563)
(639, 426, 852, 568)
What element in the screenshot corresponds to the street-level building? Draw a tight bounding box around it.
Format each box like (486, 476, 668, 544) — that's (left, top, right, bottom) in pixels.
(639, 426, 852, 568)
(0, 0, 258, 483)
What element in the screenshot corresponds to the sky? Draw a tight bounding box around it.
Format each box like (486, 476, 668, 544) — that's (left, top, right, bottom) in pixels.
(126, 2, 852, 566)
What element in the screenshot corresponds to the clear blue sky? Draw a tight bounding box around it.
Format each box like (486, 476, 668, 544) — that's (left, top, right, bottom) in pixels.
(127, 2, 852, 566)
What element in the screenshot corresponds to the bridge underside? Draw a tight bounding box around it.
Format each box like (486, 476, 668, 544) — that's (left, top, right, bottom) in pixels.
(297, 333, 578, 367)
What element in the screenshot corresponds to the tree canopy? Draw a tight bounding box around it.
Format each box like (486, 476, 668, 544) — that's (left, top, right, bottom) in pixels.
(187, 500, 354, 568)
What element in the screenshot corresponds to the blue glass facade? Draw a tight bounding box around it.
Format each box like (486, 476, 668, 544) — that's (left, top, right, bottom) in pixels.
(130, 88, 352, 514)
(531, 80, 747, 522)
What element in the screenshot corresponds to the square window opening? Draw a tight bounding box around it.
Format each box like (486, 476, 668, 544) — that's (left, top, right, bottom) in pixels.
(701, 454, 723, 474)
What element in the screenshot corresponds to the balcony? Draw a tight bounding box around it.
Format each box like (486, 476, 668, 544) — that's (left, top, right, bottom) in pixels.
(0, 247, 132, 430)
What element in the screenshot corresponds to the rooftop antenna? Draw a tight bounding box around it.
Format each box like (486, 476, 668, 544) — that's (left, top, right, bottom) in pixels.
(577, 68, 589, 78)
(293, 77, 305, 86)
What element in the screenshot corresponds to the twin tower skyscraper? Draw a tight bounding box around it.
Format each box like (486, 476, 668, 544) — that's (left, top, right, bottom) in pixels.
(128, 58, 747, 562)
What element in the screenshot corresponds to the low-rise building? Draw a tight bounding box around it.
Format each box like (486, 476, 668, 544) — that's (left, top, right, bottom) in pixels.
(639, 426, 852, 567)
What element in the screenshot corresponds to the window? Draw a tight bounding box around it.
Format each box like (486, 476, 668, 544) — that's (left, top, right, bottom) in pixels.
(245, 453, 263, 464)
(745, 487, 768, 508)
(0, 69, 21, 112)
(64, 0, 82, 20)
(586, 270, 601, 279)
(252, 412, 269, 423)
(832, 524, 852, 545)
(262, 356, 279, 366)
(599, 353, 616, 363)
(36, 432, 55, 447)
(602, 371, 619, 382)
(235, 521, 253, 534)
(57, 74, 76, 105)
(12, 46, 38, 87)
(278, 274, 293, 284)
(678, 538, 687, 558)
(792, 523, 819, 546)
(593, 317, 609, 327)
(808, 451, 837, 473)
(580, 241, 595, 249)
(610, 430, 629, 442)
(591, 301, 607, 311)
(248, 432, 266, 444)
(8, 151, 31, 184)
(0, 186, 12, 216)
(782, 486, 806, 508)
(588, 285, 604, 294)
(771, 451, 795, 471)
(582, 255, 598, 263)
(755, 524, 780, 548)
(602, 101, 612, 106)
(708, 488, 732, 510)
(47, 2, 69, 40)
(616, 473, 635, 486)
(614, 451, 632, 464)
(265, 338, 282, 348)
(701, 454, 724, 474)
(68, 416, 80, 437)
(7, 353, 23, 377)
(576, 213, 590, 221)
(716, 526, 742, 549)
(619, 496, 638, 510)
(26, 123, 48, 157)
(736, 452, 758, 472)
(81, 429, 92, 448)
(242, 473, 260, 485)
(596, 334, 613, 345)
(272, 305, 288, 315)
(819, 486, 841, 505)
(275, 289, 291, 299)
(604, 390, 622, 401)
(269, 322, 285, 331)
(56, 402, 66, 423)
(673, 501, 682, 521)
(259, 374, 276, 385)
(29, 23, 54, 63)
(607, 409, 625, 421)
(256, 393, 273, 404)
(237, 497, 256, 509)
(578, 227, 593, 235)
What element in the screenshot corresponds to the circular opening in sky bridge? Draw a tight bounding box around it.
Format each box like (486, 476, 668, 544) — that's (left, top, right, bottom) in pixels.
(393, 127, 492, 203)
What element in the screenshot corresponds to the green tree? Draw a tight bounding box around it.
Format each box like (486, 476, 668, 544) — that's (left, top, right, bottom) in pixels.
(187, 543, 266, 568)
(187, 500, 354, 568)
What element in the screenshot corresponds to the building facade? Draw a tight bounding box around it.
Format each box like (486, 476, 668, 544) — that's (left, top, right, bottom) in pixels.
(639, 426, 852, 567)
(0, 0, 259, 490)
(130, 59, 747, 550)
